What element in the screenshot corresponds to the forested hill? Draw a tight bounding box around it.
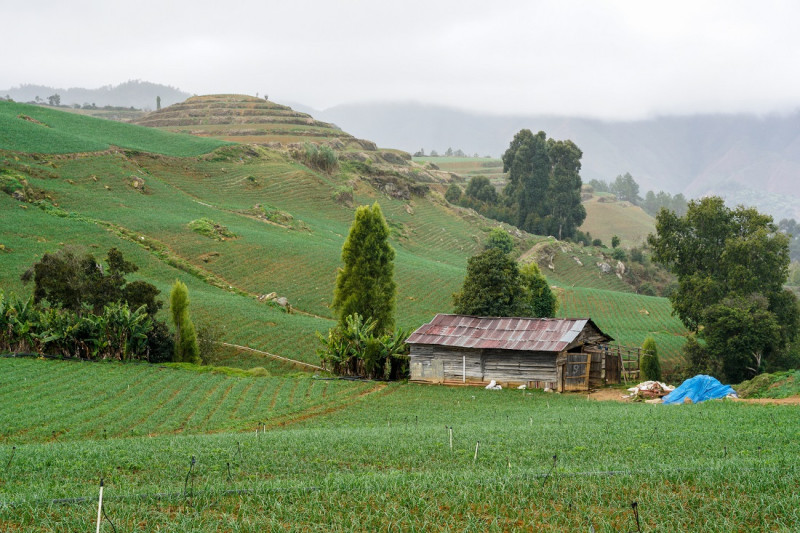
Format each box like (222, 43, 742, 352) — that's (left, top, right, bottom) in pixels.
(310, 102, 800, 219)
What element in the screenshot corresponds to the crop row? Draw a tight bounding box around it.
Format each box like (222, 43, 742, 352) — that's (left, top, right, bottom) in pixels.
(1, 374, 797, 530)
(0, 358, 373, 444)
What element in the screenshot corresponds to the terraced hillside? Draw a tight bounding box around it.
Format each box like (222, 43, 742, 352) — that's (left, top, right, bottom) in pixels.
(413, 156, 505, 187)
(134, 94, 356, 146)
(1, 99, 687, 366)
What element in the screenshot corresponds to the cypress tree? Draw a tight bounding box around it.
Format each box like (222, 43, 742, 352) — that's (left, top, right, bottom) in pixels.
(640, 337, 661, 381)
(170, 280, 200, 364)
(332, 203, 396, 334)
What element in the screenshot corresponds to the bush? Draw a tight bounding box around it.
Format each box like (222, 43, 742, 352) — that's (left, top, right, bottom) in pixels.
(485, 227, 514, 254)
(611, 248, 627, 261)
(638, 282, 657, 296)
(188, 218, 236, 240)
(302, 142, 338, 173)
(592, 239, 604, 247)
(247, 367, 271, 377)
(629, 247, 646, 264)
(640, 337, 661, 381)
(445, 183, 462, 203)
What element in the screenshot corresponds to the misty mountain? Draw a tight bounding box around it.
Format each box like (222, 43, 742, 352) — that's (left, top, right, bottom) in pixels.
(312, 102, 800, 219)
(1, 80, 191, 111)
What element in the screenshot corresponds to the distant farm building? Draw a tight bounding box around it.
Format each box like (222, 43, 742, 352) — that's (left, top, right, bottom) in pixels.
(406, 314, 617, 391)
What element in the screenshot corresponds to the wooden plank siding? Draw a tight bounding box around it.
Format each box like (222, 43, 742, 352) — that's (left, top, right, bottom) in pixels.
(410, 345, 557, 388)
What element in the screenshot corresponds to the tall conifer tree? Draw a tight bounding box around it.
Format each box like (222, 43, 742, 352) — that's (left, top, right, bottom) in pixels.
(170, 279, 200, 364)
(333, 203, 396, 334)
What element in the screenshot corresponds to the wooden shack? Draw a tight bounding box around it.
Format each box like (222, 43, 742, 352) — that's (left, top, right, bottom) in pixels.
(406, 314, 615, 391)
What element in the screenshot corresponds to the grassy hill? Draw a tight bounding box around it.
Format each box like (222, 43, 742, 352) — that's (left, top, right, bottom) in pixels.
(0, 97, 687, 367)
(579, 193, 656, 247)
(0, 100, 227, 155)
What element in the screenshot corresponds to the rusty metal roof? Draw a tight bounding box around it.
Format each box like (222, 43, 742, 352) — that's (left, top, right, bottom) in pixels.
(406, 314, 611, 352)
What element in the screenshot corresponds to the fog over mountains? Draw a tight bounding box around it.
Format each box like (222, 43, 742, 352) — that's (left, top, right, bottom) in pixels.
(2, 77, 798, 219)
(1, 81, 190, 111)
(308, 102, 800, 220)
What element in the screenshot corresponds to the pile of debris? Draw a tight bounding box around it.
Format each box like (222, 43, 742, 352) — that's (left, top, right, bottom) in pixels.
(626, 381, 675, 401)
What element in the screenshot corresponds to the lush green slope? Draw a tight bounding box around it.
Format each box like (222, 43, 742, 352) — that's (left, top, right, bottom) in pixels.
(0, 100, 687, 367)
(0, 100, 228, 155)
(1, 357, 797, 531)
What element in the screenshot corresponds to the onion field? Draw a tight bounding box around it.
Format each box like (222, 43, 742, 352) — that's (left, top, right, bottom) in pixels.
(1, 358, 797, 531)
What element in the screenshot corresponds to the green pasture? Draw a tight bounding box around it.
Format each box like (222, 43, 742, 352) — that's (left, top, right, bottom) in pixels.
(0, 101, 227, 156)
(580, 196, 656, 247)
(1, 357, 797, 531)
(559, 286, 686, 363)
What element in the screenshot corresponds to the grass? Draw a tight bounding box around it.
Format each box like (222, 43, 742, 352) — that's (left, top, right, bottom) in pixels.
(736, 370, 800, 398)
(0, 357, 369, 444)
(558, 286, 687, 362)
(580, 195, 656, 247)
(0, 101, 228, 155)
(0, 357, 798, 531)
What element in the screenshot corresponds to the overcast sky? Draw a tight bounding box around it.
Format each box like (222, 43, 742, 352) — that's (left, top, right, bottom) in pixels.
(5, 0, 800, 119)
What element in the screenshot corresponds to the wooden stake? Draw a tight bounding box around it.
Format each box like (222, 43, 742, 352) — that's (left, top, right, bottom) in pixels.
(473, 441, 480, 463)
(449, 427, 453, 451)
(95, 478, 104, 533)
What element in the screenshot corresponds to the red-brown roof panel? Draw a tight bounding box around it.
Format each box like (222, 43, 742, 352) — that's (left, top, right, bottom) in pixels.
(406, 313, 612, 352)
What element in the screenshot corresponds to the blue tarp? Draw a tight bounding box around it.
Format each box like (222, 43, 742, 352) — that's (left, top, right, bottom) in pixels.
(662, 374, 737, 405)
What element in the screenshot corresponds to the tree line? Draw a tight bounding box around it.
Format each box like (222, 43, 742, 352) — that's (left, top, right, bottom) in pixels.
(2, 248, 200, 364)
(649, 197, 800, 382)
(588, 173, 688, 217)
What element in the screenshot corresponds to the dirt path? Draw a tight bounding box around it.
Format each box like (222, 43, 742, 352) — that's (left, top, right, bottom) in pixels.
(586, 387, 800, 405)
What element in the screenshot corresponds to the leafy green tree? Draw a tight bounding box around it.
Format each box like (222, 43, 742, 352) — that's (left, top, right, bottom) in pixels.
(453, 248, 523, 316)
(170, 280, 200, 364)
(501, 130, 586, 239)
(333, 203, 396, 334)
(648, 196, 799, 380)
(21, 247, 162, 317)
(640, 337, 661, 381)
(485, 227, 513, 254)
(519, 262, 558, 317)
(464, 176, 498, 204)
(611, 235, 620, 248)
(609, 172, 641, 204)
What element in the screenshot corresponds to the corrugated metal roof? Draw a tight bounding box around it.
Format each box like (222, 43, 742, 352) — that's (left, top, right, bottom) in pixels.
(406, 314, 610, 353)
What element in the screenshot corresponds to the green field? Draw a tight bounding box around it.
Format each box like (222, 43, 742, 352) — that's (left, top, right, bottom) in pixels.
(1, 357, 797, 531)
(580, 195, 656, 247)
(0, 100, 228, 156)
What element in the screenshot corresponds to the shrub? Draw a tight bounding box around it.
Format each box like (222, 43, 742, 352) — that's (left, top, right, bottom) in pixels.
(302, 142, 338, 173)
(247, 367, 271, 377)
(611, 248, 627, 261)
(640, 337, 661, 381)
(485, 227, 514, 254)
(445, 184, 462, 203)
(592, 239, 604, 247)
(638, 282, 657, 296)
(317, 313, 409, 380)
(188, 218, 236, 240)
